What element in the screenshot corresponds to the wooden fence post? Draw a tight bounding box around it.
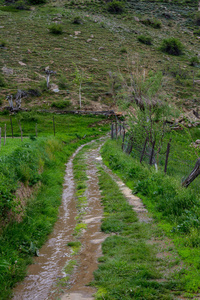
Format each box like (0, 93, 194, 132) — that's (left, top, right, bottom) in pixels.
(4, 124, 6, 145)
(149, 141, 155, 165)
(10, 115, 13, 138)
(53, 116, 55, 136)
(164, 139, 171, 173)
(140, 137, 148, 163)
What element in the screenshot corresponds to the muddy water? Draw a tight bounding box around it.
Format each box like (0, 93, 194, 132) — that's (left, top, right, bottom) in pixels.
(13, 144, 86, 300)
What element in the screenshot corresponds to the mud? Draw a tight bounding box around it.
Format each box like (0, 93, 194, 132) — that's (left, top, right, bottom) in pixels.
(12, 142, 106, 300)
(60, 145, 107, 300)
(12, 144, 85, 300)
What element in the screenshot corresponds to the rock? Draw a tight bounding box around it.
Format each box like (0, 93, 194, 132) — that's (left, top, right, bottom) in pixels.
(0, 26, 4, 29)
(27, 49, 32, 54)
(90, 34, 94, 38)
(99, 47, 105, 50)
(18, 61, 26, 66)
(195, 139, 200, 144)
(92, 58, 98, 61)
(134, 16, 140, 22)
(75, 31, 81, 36)
(87, 39, 92, 42)
(2, 66, 13, 75)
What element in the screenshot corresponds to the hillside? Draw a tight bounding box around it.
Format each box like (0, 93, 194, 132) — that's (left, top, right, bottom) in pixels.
(0, 0, 200, 115)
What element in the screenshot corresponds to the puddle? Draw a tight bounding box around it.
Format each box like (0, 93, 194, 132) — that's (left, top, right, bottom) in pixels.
(12, 144, 86, 300)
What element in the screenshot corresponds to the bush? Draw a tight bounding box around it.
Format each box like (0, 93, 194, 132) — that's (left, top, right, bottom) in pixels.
(107, 0, 124, 14)
(0, 75, 5, 87)
(193, 29, 200, 35)
(190, 56, 199, 66)
(29, 0, 46, 4)
(160, 37, 184, 56)
(0, 40, 6, 48)
(13, 0, 29, 10)
(72, 16, 83, 24)
(49, 24, 63, 35)
(51, 100, 71, 109)
(141, 18, 162, 29)
(138, 35, 152, 45)
(120, 47, 127, 54)
(195, 12, 200, 25)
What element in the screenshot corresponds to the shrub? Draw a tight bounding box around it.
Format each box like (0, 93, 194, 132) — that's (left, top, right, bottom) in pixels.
(51, 100, 71, 109)
(0, 75, 5, 87)
(193, 29, 200, 35)
(141, 18, 162, 29)
(0, 40, 6, 48)
(138, 35, 152, 45)
(29, 0, 46, 4)
(13, 0, 30, 10)
(195, 12, 200, 25)
(120, 47, 127, 53)
(72, 16, 83, 24)
(106, 0, 124, 14)
(49, 24, 63, 35)
(190, 56, 199, 66)
(160, 37, 184, 56)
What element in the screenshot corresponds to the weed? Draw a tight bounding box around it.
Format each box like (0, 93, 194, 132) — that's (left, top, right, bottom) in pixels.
(49, 24, 63, 35)
(160, 37, 184, 55)
(0, 40, 6, 48)
(72, 16, 83, 24)
(51, 100, 71, 109)
(141, 17, 162, 29)
(189, 56, 199, 66)
(138, 35, 152, 45)
(106, 0, 124, 14)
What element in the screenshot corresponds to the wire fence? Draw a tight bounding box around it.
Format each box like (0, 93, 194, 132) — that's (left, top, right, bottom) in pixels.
(110, 120, 200, 188)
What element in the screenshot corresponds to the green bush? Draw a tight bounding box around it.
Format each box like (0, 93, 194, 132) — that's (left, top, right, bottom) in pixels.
(49, 24, 63, 35)
(193, 29, 200, 35)
(72, 16, 83, 24)
(120, 47, 127, 53)
(13, 0, 29, 10)
(106, 0, 124, 14)
(195, 12, 200, 25)
(0, 75, 5, 87)
(190, 56, 199, 66)
(141, 18, 162, 29)
(160, 37, 184, 56)
(29, 0, 46, 4)
(138, 35, 152, 45)
(51, 100, 71, 109)
(0, 40, 6, 48)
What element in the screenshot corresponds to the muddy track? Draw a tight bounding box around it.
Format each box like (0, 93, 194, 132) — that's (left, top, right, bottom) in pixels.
(12, 141, 107, 300)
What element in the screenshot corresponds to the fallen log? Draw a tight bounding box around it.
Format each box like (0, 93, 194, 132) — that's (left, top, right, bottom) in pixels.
(182, 158, 200, 188)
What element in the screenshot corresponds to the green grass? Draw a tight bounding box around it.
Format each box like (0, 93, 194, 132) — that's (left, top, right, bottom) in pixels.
(100, 138, 200, 294)
(0, 115, 109, 299)
(93, 168, 183, 299)
(0, 0, 200, 110)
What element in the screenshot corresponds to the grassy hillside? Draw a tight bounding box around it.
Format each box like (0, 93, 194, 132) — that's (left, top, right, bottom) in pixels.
(0, 0, 200, 112)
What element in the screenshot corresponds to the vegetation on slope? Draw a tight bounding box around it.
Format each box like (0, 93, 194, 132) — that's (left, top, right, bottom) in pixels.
(0, 113, 109, 299)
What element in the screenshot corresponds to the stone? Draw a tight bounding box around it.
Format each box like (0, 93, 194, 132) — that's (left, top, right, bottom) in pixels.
(18, 61, 26, 66)
(195, 139, 200, 144)
(90, 34, 94, 38)
(75, 31, 81, 36)
(2, 66, 13, 75)
(92, 58, 98, 61)
(134, 16, 139, 22)
(98, 47, 105, 50)
(87, 39, 92, 42)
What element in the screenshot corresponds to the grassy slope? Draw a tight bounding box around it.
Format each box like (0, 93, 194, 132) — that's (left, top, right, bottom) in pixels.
(0, 114, 109, 300)
(0, 0, 200, 111)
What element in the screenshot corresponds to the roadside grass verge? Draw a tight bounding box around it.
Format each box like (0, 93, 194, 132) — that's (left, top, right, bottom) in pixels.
(0, 115, 109, 299)
(93, 168, 181, 300)
(100, 139, 200, 294)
